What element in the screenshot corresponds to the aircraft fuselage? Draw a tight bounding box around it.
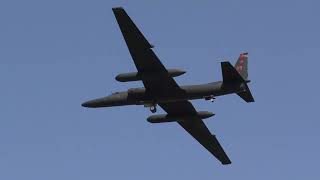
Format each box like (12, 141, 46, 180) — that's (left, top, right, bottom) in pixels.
(82, 81, 245, 108)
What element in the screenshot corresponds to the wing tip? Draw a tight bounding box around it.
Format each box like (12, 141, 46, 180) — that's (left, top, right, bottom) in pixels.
(222, 160, 232, 165)
(112, 7, 124, 12)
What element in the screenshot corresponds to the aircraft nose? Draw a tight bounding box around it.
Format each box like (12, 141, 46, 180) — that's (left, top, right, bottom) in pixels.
(81, 97, 111, 108)
(81, 99, 100, 108)
(81, 101, 93, 107)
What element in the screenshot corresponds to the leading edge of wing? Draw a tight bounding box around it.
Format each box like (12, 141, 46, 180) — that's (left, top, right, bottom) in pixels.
(112, 7, 153, 49)
(112, 7, 182, 94)
(159, 101, 231, 165)
(112, 7, 167, 73)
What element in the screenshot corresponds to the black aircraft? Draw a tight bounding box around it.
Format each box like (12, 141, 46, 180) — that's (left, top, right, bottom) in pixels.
(82, 7, 254, 165)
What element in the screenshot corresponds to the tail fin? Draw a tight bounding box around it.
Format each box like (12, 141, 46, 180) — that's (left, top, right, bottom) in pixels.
(221, 52, 254, 103)
(234, 52, 248, 80)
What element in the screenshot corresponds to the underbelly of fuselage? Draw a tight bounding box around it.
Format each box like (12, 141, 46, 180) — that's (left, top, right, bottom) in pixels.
(82, 82, 240, 108)
(127, 82, 235, 104)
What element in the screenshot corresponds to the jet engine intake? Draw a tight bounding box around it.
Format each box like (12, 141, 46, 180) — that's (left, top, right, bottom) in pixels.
(147, 111, 214, 123)
(115, 69, 186, 82)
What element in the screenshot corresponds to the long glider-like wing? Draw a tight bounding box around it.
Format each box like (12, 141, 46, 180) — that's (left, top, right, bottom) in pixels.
(113, 7, 231, 164)
(112, 7, 182, 96)
(159, 101, 231, 165)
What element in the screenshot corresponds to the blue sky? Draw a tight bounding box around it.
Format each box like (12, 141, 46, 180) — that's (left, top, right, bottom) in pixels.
(1, 0, 319, 179)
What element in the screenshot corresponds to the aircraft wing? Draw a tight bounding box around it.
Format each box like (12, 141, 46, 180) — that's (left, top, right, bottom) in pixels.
(159, 101, 232, 165)
(113, 7, 230, 164)
(112, 7, 182, 95)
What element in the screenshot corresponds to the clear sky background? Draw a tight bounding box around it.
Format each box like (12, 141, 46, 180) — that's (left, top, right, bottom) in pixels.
(1, 0, 319, 179)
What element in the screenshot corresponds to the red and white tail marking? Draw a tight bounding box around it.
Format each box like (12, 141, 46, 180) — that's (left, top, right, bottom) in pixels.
(236, 53, 248, 72)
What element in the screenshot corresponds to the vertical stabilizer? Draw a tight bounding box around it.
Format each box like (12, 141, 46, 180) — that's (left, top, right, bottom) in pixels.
(221, 52, 254, 103)
(234, 52, 248, 80)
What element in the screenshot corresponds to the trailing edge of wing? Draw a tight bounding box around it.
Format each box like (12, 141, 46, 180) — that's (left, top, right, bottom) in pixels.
(209, 134, 232, 165)
(178, 120, 232, 165)
(159, 101, 231, 165)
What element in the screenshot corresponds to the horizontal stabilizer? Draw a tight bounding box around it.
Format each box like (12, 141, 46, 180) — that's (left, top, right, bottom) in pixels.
(237, 83, 255, 102)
